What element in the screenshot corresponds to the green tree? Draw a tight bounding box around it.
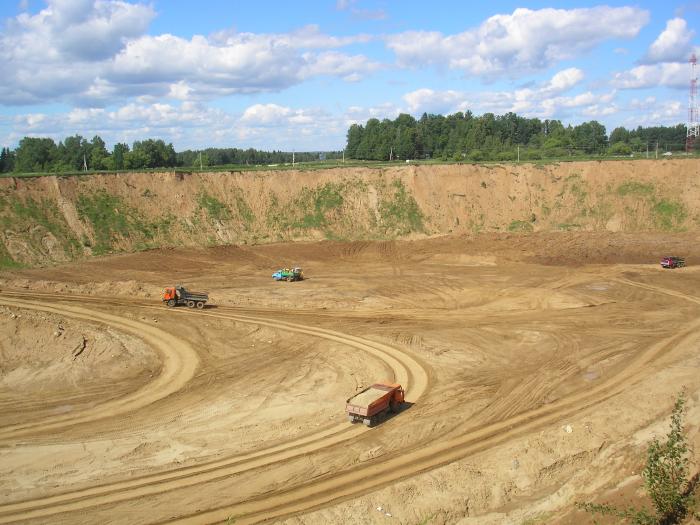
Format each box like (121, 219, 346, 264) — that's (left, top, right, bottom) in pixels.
(610, 126, 631, 144)
(572, 121, 608, 154)
(609, 142, 632, 155)
(0, 147, 15, 172)
(112, 143, 129, 170)
(89, 136, 109, 170)
(14, 137, 58, 173)
(345, 123, 363, 158)
(578, 392, 693, 524)
(129, 139, 177, 169)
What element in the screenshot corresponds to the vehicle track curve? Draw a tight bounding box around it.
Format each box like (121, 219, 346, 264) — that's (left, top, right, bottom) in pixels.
(0, 291, 430, 523)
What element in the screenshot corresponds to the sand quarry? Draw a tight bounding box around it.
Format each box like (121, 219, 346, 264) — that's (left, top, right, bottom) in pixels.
(0, 230, 699, 524)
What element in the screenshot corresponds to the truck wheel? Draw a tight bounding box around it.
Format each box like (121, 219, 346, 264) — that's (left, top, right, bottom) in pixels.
(363, 418, 372, 427)
(167, 299, 176, 307)
(187, 300, 195, 308)
(196, 301, 204, 309)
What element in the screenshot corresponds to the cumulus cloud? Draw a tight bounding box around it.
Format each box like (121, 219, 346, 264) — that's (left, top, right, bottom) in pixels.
(0, 3, 380, 106)
(403, 89, 467, 114)
(642, 18, 695, 64)
(1, 100, 354, 151)
(401, 68, 596, 119)
(4, 0, 155, 62)
(544, 68, 585, 94)
(623, 98, 683, 127)
(386, 6, 649, 77)
(612, 62, 687, 89)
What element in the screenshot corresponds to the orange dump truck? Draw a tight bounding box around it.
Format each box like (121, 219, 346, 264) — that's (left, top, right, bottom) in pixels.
(346, 382, 405, 426)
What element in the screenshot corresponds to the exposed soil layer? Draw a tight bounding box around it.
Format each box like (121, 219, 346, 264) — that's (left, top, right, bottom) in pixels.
(1, 159, 699, 267)
(1, 232, 700, 524)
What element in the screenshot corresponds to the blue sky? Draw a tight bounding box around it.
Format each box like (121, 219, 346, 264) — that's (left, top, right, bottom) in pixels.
(0, 0, 698, 151)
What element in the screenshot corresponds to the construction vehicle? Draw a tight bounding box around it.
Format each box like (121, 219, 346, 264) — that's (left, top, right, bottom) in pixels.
(660, 256, 685, 269)
(162, 286, 209, 309)
(346, 382, 405, 426)
(272, 267, 304, 282)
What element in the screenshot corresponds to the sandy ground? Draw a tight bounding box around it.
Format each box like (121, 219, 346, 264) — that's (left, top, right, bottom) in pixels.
(1, 232, 700, 524)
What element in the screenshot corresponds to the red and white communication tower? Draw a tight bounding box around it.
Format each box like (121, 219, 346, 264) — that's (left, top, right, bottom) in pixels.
(688, 53, 699, 153)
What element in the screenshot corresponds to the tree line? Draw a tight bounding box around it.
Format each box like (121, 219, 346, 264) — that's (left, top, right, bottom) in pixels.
(0, 136, 177, 173)
(345, 111, 689, 161)
(0, 111, 690, 174)
(0, 135, 342, 174)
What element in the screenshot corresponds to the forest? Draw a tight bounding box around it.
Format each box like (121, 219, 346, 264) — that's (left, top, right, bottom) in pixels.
(345, 112, 689, 161)
(0, 110, 689, 174)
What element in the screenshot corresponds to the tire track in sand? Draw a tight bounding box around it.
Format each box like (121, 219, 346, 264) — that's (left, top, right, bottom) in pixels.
(167, 281, 700, 525)
(0, 296, 200, 441)
(0, 293, 430, 524)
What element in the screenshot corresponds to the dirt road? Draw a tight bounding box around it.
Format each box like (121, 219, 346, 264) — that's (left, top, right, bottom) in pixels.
(1, 233, 700, 524)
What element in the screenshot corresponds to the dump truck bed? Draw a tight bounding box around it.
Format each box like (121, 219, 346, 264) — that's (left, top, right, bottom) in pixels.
(182, 291, 208, 300)
(347, 386, 393, 410)
(345, 383, 403, 422)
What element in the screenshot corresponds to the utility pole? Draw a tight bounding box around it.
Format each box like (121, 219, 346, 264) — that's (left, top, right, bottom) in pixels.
(199, 151, 202, 170)
(646, 143, 649, 159)
(83, 154, 87, 171)
(687, 53, 699, 153)
(342, 149, 345, 163)
(517, 145, 520, 163)
(656, 141, 658, 159)
(292, 150, 295, 167)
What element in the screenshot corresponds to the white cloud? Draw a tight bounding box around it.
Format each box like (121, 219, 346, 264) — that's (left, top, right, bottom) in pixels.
(401, 68, 599, 119)
(622, 99, 683, 127)
(344, 103, 401, 126)
(643, 18, 695, 64)
(301, 51, 381, 81)
(612, 62, 687, 89)
(5, 0, 155, 62)
(0, 5, 380, 106)
(403, 89, 467, 114)
(544, 68, 585, 94)
(386, 6, 649, 77)
(240, 104, 292, 125)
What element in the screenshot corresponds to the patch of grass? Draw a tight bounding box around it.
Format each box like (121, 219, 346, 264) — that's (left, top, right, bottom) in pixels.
(235, 195, 254, 223)
(508, 220, 534, 232)
(197, 192, 230, 222)
(0, 241, 23, 269)
(146, 213, 176, 241)
(589, 200, 614, 225)
(557, 223, 581, 231)
(11, 197, 66, 239)
(3, 196, 81, 259)
(416, 514, 436, 525)
(652, 199, 687, 231)
(617, 181, 655, 197)
(76, 190, 154, 255)
(378, 179, 424, 235)
(265, 183, 349, 234)
(295, 183, 344, 228)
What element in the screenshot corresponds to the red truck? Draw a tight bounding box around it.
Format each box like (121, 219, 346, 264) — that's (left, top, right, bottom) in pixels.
(660, 256, 685, 269)
(346, 382, 405, 426)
